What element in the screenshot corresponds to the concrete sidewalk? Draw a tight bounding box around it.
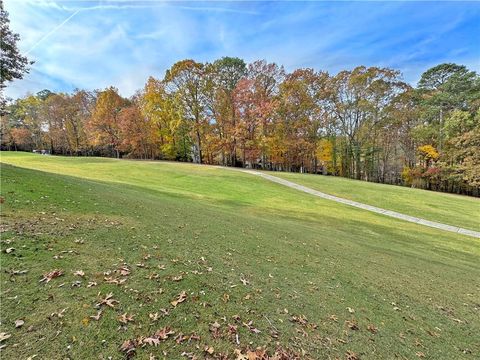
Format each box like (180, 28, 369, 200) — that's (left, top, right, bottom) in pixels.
(240, 169, 480, 239)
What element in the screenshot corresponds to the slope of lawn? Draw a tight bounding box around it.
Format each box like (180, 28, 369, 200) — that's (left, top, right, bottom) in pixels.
(272, 171, 480, 232)
(0, 152, 479, 359)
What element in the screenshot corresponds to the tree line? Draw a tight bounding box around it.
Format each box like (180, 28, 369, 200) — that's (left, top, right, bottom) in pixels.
(1, 59, 479, 196)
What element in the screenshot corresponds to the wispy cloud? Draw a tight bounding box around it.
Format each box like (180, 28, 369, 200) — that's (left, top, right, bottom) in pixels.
(4, 0, 480, 99)
(25, 9, 80, 55)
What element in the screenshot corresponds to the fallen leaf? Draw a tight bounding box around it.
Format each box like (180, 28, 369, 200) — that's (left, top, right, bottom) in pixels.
(97, 292, 119, 308)
(119, 266, 131, 276)
(90, 310, 102, 321)
(120, 339, 137, 358)
(40, 269, 63, 283)
(346, 350, 360, 360)
(0, 333, 11, 342)
(7, 269, 28, 275)
(14, 319, 24, 328)
(210, 321, 221, 339)
(171, 291, 187, 307)
(142, 336, 160, 346)
(367, 324, 378, 334)
(149, 313, 159, 321)
(346, 320, 359, 330)
(118, 313, 135, 324)
(73, 270, 85, 277)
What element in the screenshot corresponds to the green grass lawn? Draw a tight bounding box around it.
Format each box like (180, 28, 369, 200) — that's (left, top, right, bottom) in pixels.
(272, 171, 480, 232)
(1, 152, 479, 359)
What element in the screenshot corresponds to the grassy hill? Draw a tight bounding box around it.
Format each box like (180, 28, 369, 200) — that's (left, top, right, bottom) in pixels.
(1, 152, 479, 359)
(273, 171, 480, 232)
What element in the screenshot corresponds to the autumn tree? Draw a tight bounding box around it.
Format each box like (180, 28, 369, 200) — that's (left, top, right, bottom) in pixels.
(88, 87, 127, 158)
(164, 60, 207, 163)
(205, 57, 247, 165)
(275, 68, 329, 172)
(327, 66, 407, 180)
(118, 100, 156, 159)
(235, 60, 285, 168)
(141, 77, 190, 160)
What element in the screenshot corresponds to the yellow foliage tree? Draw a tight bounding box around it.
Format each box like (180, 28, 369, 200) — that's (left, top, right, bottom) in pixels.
(316, 139, 334, 173)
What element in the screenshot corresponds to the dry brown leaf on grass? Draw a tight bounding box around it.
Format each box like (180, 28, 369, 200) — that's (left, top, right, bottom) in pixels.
(104, 276, 127, 285)
(119, 266, 131, 276)
(155, 327, 175, 340)
(137, 327, 175, 348)
(149, 313, 159, 321)
(346, 320, 359, 330)
(367, 324, 378, 334)
(39, 269, 63, 283)
(49, 308, 67, 319)
(243, 321, 261, 334)
(97, 292, 119, 308)
(291, 315, 308, 326)
(240, 277, 249, 286)
(7, 269, 28, 275)
(0, 332, 11, 342)
(120, 339, 137, 358)
(142, 337, 161, 346)
(171, 291, 187, 307)
(345, 350, 360, 360)
(90, 310, 103, 321)
(14, 319, 24, 328)
(204, 345, 215, 354)
(210, 321, 221, 339)
(118, 313, 135, 324)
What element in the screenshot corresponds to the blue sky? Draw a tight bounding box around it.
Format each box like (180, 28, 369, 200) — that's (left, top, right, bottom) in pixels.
(4, 1, 480, 98)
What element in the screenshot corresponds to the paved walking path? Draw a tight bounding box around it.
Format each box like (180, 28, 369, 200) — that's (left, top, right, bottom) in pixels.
(239, 169, 480, 239)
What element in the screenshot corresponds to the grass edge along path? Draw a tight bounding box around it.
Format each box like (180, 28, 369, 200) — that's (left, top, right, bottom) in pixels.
(235, 169, 480, 239)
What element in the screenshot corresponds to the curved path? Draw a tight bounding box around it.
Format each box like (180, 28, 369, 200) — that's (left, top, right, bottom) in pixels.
(238, 169, 480, 239)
